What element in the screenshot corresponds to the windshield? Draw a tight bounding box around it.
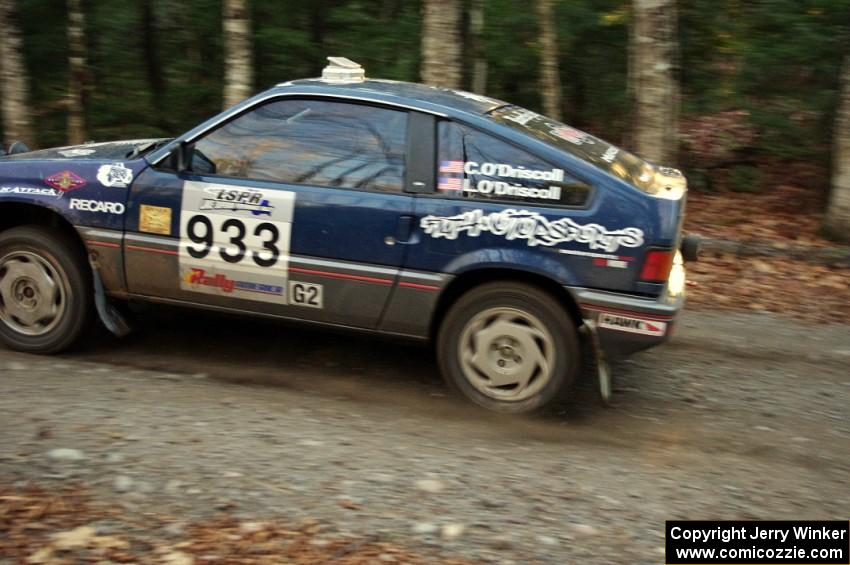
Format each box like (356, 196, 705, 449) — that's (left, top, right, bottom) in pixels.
(489, 105, 657, 192)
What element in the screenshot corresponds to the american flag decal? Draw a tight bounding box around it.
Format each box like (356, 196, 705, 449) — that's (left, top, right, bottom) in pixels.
(438, 177, 463, 191)
(439, 160, 464, 174)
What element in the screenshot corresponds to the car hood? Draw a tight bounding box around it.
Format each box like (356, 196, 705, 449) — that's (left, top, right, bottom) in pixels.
(0, 138, 170, 161)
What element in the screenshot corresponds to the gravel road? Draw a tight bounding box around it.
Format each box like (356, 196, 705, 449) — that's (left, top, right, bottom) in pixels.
(1, 308, 848, 564)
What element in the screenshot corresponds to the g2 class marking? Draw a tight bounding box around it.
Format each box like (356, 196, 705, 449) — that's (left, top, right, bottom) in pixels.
(289, 281, 323, 308)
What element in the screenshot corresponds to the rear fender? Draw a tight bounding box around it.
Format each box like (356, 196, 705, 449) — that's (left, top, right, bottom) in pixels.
(442, 247, 582, 286)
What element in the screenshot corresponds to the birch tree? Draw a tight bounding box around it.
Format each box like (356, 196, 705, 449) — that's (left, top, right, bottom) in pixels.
(825, 55, 850, 239)
(223, 0, 253, 108)
(537, 0, 562, 120)
(67, 0, 87, 145)
(0, 0, 34, 146)
(469, 0, 487, 94)
(630, 0, 679, 165)
(420, 0, 462, 89)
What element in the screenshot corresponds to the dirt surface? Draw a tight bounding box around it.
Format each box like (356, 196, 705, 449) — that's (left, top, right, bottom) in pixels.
(1, 308, 849, 564)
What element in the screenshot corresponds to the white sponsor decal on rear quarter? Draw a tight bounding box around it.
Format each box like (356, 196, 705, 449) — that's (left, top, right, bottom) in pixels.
(420, 209, 644, 252)
(598, 313, 667, 337)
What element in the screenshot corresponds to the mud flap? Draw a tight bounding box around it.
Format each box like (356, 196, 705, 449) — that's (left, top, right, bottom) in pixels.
(88, 254, 132, 338)
(580, 320, 612, 406)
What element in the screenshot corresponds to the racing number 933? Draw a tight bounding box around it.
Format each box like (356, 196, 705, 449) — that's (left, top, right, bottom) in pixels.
(185, 214, 281, 267)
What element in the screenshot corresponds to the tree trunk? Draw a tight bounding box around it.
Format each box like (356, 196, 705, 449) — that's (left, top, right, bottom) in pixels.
(469, 0, 487, 94)
(420, 0, 462, 89)
(537, 0, 562, 120)
(825, 56, 850, 239)
(141, 0, 165, 125)
(223, 0, 253, 109)
(67, 0, 87, 145)
(630, 0, 679, 165)
(0, 0, 34, 146)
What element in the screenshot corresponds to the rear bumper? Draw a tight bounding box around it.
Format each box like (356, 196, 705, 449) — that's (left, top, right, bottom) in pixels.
(568, 287, 684, 359)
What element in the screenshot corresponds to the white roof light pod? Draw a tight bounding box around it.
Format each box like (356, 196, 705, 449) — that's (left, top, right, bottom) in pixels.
(321, 57, 365, 84)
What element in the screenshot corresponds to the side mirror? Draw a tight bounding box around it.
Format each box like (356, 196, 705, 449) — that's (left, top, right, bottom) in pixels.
(165, 141, 191, 172)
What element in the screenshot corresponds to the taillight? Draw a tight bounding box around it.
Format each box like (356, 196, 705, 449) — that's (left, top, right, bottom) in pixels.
(640, 250, 675, 282)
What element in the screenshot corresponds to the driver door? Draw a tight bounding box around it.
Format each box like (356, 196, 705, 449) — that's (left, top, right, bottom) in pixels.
(123, 98, 414, 329)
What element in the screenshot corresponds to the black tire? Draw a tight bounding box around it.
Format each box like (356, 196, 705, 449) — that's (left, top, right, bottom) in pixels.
(0, 225, 93, 353)
(437, 282, 580, 414)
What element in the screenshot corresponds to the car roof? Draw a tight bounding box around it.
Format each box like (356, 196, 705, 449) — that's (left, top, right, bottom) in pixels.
(273, 78, 508, 116)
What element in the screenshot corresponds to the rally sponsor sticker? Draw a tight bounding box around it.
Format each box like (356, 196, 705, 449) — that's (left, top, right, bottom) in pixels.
(139, 204, 172, 235)
(97, 163, 134, 188)
(0, 186, 60, 197)
(179, 181, 295, 304)
(420, 209, 644, 252)
(598, 313, 667, 337)
(45, 170, 86, 192)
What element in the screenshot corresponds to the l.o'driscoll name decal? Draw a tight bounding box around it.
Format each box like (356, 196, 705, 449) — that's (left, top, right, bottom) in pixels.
(419, 209, 644, 252)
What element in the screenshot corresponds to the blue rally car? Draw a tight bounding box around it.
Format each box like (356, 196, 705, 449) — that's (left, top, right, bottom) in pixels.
(0, 58, 693, 413)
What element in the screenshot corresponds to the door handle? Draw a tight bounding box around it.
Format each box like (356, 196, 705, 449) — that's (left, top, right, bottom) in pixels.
(394, 215, 415, 244)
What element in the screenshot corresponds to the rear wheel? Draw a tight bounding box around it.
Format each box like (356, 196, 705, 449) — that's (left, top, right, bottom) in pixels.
(0, 226, 93, 353)
(437, 282, 579, 413)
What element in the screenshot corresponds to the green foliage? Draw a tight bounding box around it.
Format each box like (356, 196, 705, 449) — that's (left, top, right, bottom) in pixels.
(7, 0, 850, 176)
(729, 163, 761, 193)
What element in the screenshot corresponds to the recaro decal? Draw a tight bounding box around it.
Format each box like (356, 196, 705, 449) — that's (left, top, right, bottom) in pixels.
(179, 181, 295, 304)
(69, 198, 125, 215)
(419, 209, 644, 253)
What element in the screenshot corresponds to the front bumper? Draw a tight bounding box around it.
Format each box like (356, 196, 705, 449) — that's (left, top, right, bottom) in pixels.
(569, 286, 684, 359)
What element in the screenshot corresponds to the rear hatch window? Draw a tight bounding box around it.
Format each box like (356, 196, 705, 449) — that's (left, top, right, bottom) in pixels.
(489, 105, 684, 199)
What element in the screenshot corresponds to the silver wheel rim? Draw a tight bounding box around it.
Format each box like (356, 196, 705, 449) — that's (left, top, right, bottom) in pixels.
(458, 307, 556, 402)
(0, 250, 67, 336)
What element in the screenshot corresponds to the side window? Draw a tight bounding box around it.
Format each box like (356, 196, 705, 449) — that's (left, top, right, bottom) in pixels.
(437, 121, 591, 206)
(191, 99, 407, 193)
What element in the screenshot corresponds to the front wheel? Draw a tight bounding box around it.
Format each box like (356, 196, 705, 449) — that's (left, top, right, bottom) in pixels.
(437, 282, 579, 413)
(0, 226, 93, 353)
